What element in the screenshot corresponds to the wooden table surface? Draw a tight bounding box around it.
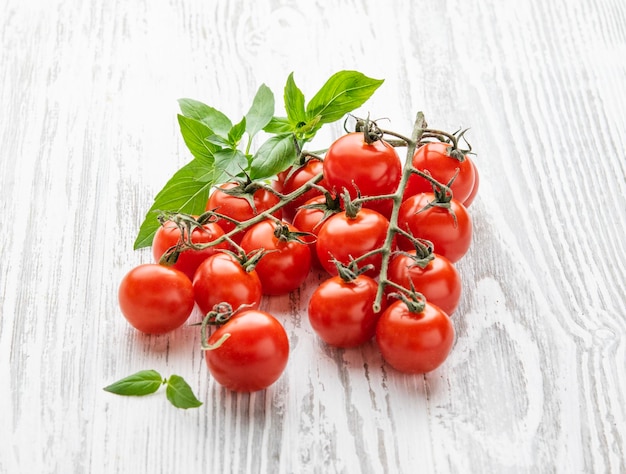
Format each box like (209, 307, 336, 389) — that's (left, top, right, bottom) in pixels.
(1, 0, 625, 473)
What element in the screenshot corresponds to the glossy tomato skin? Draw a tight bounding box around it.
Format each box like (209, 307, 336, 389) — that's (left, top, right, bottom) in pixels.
(274, 159, 326, 221)
(206, 182, 282, 243)
(323, 133, 402, 218)
(192, 252, 263, 315)
(205, 310, 289, 392)
(462, 158, 479, 207)
(308, 274, 384, 348)
(152, 219, 228, 281)
(118, 264, 195, 335)
(240, 220, 312, 295)
(397, 193, 472, 263)
(387, 251, 462, 315)
(292, 195, 338, 268)
(316, 208, 391, 277)
(376, 299, 455, 374)
(404, 142, 476, 204)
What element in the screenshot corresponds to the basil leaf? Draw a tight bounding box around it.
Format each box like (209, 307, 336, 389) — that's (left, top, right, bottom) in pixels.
(133, 157, 215, 249)
(212, 148, 248, 184)
(264, 117, 293, 134)
(250, 134, 297, 180)
(177, 115, 220, 161)
(284, 72, 306, 126)
(245, 84, 274, 138)
(178, 98, 232, 138)
(103, 370, 163, 396)
(228, 117, 247, 146)
(165, 375, 203, 409)
(306, 71, 384, 124)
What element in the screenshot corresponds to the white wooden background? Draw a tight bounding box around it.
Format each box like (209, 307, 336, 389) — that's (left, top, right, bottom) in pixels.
(1, 0, 625, 473)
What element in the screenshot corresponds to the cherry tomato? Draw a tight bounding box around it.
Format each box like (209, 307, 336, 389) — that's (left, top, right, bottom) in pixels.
(274, 159, 326, 220)
(387, 250, 462, 315)
(206, 182, 282, 243)
(404, 142, 476, 203)
(205, 310, 289, 392)
(192, 252, 263, 315)
(397, 193, 472, 263)
(323, 133, 402, 218)
(376, 298, 455, 374)
(292, 194, 340, 268)
(463, 158, 479, 207)
(316, 208, 391, 277)
(240, 220, 312, 295)
(152, 218, 228, 281)
(118, 264, 195, 335)
(308, 273, 384, 348)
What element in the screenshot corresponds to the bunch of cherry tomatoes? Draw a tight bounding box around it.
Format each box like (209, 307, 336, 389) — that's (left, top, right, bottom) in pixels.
(118, 120, 479, 393)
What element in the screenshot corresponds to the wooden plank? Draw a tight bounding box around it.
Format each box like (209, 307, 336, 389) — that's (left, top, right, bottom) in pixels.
(0, 0, 624, 472)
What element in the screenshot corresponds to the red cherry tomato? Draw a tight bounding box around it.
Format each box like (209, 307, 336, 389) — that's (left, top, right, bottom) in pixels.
(463, 158, 479, 207)
(207, 182, 282, 243)
(274, 159, 326, 220)
(205, 310, 289, 392)
(240, 220, 312, 295)
(316, 208, 391, 277)
(292, 194, 340, 268)
(387, 250, 462, 315)
(323, 133, 402, 218)
(152, 218, 228, 280)
(397, 193, 472, 263)
(118, 264, 195, 335)
(376, 298, 455, 374)
(192, 252, 263, 315)
(404, 142, 476, 203)
(308, 273, 384, 348)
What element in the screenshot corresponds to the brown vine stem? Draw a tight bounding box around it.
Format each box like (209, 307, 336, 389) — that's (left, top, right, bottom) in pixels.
(197, 171, 325, 249)
(370, 111, 428, 313)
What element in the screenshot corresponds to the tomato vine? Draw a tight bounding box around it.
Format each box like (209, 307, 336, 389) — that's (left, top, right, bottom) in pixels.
(106, 70, 480, 404)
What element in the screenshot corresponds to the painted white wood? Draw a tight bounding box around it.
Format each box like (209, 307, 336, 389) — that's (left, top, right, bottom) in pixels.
(1, 0, 625, 472)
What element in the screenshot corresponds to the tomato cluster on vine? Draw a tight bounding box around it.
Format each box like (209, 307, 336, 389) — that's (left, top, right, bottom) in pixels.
(117, 116, 479, 394)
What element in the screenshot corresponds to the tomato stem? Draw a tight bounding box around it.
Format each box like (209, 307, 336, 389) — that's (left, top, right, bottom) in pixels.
(369, 111, 428, 313)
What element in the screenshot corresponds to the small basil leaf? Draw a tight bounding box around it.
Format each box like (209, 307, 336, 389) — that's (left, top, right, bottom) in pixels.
(178, 98, 232, 138)
(284, 72, 306, 126)
(263, 117, 293, 134)
(212, 148, 248, 184)
(177, 115, 220, 160)
(165, 375, 203, 409)
(245, 84, 274, 138)
(103, 370, 163, 396)
(306, 70, 384, 124)
(250, 134, 297, 180)
(228, 117, 247, 146)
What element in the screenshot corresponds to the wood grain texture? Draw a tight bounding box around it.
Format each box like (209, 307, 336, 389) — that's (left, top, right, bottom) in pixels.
(1, 0, 625, 473)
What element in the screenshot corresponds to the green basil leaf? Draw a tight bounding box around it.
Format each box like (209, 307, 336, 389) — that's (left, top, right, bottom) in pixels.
(165, 375, 203, 409)
(284, 72, 306, 126)
(212, 148, 248, 184)
(133, 157, 215, 249)
(245, 84, 274, 138)
(103, 370, 163, 396)
(228, 117, 247, 146)
(250, 134, 297, 180)
(178, 98, 232, 138)
(306, 71, 384, 124)
(205, 134, 232, 148)
(263, 117, 293, 134)
(177, 115, 221, 161)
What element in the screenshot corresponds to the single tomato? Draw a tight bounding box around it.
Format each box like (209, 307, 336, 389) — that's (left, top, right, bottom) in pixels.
(118, 264, 195, 335)
(205, 309, 289, 392)
(376, 298, 455, 374)
(323, 132, 402, 218)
